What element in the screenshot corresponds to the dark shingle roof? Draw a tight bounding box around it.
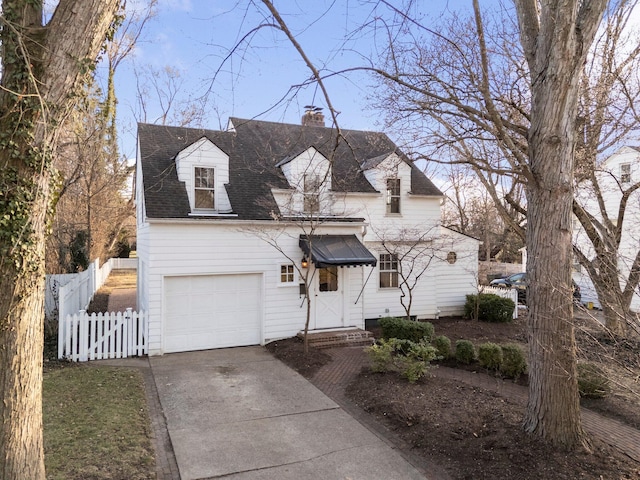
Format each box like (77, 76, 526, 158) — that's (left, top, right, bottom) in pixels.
(138, 119, 442, 220)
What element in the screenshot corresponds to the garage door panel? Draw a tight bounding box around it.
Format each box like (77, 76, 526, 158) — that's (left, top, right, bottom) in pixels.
(164, 274, 262, 353)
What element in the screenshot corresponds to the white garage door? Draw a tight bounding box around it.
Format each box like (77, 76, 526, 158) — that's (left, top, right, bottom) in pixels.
(164, 274, 262, 353)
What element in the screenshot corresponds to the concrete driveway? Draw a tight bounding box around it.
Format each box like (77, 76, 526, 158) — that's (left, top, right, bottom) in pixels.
(149, 346, 427, 480)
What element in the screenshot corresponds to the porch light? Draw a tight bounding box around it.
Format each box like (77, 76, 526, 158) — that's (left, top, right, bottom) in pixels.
(301, 257, 309, 268)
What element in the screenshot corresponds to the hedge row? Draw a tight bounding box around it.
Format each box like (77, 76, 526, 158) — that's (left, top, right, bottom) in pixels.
(370, 317, 609, 397)
(464, 293, 515, 323)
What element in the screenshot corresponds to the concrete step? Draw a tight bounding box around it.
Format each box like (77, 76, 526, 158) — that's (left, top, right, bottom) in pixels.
(297, 328, 375, 349)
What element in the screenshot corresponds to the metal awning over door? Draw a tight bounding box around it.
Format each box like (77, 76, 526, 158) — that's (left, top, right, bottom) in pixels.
(299, 235, 377, 268)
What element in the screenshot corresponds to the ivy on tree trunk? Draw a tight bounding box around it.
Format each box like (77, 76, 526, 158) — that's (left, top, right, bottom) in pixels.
(0, 1, 120, 478)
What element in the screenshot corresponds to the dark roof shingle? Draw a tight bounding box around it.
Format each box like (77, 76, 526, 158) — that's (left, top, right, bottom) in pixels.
(138, 119, 442, 220)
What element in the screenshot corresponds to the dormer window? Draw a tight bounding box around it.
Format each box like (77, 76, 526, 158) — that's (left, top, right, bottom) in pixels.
(620, 163, 631, 184)
(194, 167, 215, 209)
(386, 178, 401, 214)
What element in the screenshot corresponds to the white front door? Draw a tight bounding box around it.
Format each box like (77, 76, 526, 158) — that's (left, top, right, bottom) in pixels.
(314, 266, 344, 329)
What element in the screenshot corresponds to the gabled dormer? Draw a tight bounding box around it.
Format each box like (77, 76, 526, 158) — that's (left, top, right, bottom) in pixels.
(175, 137, 232, 215)
(361, 152, 412, 215)
(273, 147, 332, 215)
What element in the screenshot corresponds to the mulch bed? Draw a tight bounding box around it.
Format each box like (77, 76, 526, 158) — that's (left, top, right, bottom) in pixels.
(267, 314, 640, 479)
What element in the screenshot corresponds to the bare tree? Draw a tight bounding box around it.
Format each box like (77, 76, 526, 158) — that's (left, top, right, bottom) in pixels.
(570, 0, 640, 334)
(377, 0, 606, 449)
(47, 82, 134, 273)
(0, 1, 121, 477)
(134, 64, 207, 127)
(370, 1, 640, 334)
(509, 0, 606, 449)
(252, 0, 609, 449)
(441, 165, 525, 263)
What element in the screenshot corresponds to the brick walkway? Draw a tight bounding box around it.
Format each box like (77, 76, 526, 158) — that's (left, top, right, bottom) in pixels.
(311, 347, 640, 465)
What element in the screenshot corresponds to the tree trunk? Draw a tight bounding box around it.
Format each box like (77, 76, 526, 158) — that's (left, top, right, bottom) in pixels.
(593, 274, 629, 336)
(0, 1, 120, 478)
(0, 223, 48, 480)
(514, 0, 606, 449)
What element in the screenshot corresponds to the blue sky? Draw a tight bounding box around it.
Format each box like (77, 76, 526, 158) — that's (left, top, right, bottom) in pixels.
(101, 0, 483, 159)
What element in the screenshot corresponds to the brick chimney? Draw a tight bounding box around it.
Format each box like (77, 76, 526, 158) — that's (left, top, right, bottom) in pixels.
(302, 106, 325, 127)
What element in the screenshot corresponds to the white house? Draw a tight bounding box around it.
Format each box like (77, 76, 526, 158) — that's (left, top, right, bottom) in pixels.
(136, 112, 479, 355)
(573, 146, 640, 311)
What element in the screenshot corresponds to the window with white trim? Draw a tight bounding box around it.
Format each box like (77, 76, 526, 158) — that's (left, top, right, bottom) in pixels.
(620, 163, 631, 184)
(280, 264, 295, 284)
(379, 253, 399, 288)
(194, 167, 215, 209)
(386, 178, 400, 214)
(304, 174, 320, 213)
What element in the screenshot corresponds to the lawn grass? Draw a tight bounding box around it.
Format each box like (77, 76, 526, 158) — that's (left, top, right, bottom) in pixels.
(43, 365, 155, 480)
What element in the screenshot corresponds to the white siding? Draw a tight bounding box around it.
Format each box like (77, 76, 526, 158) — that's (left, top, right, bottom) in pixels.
(362, 242, 439, 320)
(573, 146, 640, 313)
(434, 230, 479, 317)
(136, 144, 150, 317)
(143, 221, 368, 354)
(361, 229, 479, 320)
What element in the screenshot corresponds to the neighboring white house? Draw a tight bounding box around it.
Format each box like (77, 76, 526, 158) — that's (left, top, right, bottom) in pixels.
(573, 146, 640, 311)
(136, 112, 479, 355)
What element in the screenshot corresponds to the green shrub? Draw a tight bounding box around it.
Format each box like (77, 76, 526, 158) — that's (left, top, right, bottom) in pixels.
(455, 340, 476, 364)
(378, 317, 434, 343)
(399, 341, 436, 383)
(500, 344, 527, 380)
(432, 335, 452, 359)
(390, 338, 414, 356)
(407, 341, 437, 363)
(365, 338, 436, 383)
(464, 294, 515, 323)
(400, 359, 428, 383)
(463, 294, 478, 319)
(366, 339, 395, 373)
(478, 342, 503, 370)
(577, 363, 611, 399)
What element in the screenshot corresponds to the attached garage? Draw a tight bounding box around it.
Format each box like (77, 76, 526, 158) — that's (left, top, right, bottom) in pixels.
(163, 274, 263, 353)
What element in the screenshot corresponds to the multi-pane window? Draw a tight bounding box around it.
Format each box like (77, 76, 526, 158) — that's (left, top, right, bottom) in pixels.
(280, 264, 295, 284)
(379, 253, 398, 288)
(386, 178, 400, 214)
(319, 266, 338, 292)
(304, 174, 321, 213)
(194, 167, 215, 209)
(620, 163, 631, 184)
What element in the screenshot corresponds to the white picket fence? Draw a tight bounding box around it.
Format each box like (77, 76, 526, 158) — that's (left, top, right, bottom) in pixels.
(45, 257, 138, 322)
(480, 286, 520, 319)
(58, 309, 147, 361)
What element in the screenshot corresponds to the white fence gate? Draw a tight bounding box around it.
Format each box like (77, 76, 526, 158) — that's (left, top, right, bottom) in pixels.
(480, 286, 520, 319)
(58, 309, 147, 362)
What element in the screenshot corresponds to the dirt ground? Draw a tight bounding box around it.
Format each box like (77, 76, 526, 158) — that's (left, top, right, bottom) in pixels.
(267, 311, 640, 480)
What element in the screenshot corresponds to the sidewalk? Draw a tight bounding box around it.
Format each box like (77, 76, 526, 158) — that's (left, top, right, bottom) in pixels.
(311, 347, 640, 465)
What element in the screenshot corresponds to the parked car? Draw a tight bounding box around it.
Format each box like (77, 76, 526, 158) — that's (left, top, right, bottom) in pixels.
(489, 272, 581, 305)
